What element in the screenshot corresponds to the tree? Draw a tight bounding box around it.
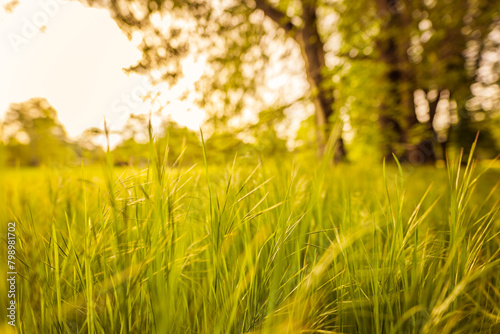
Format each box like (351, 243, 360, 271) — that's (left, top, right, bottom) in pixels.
(1, 98, 75, 166)
(335, 0, 500, 163)
(77, 127, 106, 164)
(111, 113, 204, 166)
(414, 0, 499, 162)
(79, 0, 346, 160)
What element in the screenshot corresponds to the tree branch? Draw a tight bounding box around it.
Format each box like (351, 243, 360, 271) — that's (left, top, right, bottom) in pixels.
(253, 0, 295, 33)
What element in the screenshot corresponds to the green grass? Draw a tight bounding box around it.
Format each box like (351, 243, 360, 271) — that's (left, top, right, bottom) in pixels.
(1, 140, 500, 333)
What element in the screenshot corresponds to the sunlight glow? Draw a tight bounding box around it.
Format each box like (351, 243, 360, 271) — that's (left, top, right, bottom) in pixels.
(0, 0, 205, 139)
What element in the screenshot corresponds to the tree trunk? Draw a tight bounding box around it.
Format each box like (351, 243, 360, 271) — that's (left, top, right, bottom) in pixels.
(375, 0, 436, 164)
(295, 1, 345, 161)
(426, 89, 442, 161)
(375, 27, 402, 159)
(254, 0, 345, 161)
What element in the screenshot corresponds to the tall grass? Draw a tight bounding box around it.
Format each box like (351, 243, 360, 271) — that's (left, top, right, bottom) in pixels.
(1, 135, 499, 333)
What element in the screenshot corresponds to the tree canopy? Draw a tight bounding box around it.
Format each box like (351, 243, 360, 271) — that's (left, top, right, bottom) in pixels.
(73, 0, 499, 163)
(1, 98, 75, 166)
(1, 0, 499, 166)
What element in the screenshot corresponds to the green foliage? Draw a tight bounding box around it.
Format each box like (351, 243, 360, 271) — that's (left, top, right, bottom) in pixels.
(75, 0, 500, 161)
(330, 60, 389, 161)
(448, 117, 500, 159)
(334, 0, 500, 159)
(1, 98, 75, 166)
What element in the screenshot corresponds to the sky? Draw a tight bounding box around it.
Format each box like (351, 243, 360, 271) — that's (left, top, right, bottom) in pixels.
(0, 0, 205, 140)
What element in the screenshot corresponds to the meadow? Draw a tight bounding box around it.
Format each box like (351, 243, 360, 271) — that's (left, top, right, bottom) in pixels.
(1, 139, 499, 333)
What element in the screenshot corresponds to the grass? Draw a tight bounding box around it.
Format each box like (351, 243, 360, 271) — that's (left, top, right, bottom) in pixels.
(1, 138, 500, 333)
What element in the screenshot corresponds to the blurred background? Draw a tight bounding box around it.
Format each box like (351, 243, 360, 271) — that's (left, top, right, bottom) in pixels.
(0, 0, 499, 167)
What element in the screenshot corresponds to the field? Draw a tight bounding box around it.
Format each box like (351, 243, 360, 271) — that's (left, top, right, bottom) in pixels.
(1, 142, 500, 333)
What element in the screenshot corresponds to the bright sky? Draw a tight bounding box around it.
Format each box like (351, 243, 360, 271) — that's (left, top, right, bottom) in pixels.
(0, 0, 205, 139)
